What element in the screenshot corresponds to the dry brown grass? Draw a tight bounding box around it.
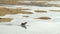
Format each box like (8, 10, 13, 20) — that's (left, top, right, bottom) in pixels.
(50, 10, 60, 12)
(0, 8, 33, 16)
(0, 8, 9, 16)
(47, 4, 60, 7)
(0, 0, 18, 4)
(31, 0, 59, 1)
(0, 18, 12, 22)
(34, 17, 51, 20)
(18, 11, 33, 14)
(0, 0, 59, 5)
(22, 16, 29, 17)
(16, 0, 59, 1)
(17, 8, 31, 10)
(35, 10, 47, 13)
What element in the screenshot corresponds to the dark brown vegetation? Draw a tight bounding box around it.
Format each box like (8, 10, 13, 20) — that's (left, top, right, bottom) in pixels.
(34, 17, 51, 20)
(22, 16, 29, 17)
(35, 10, 47, 13)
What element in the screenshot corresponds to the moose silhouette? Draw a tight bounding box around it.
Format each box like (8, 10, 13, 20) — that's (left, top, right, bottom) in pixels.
(21, 22, 27, 29)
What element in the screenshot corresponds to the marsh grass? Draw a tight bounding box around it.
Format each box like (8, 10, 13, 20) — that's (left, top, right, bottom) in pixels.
(35, 10, 47, 13)
(47, 4, 60, 7)
(34, 17, 51, 20)
(0, 18, 12, 22)
(0, 0, 18, 4)
(0, 8, 33, 16)
(50, 10, 60, 12)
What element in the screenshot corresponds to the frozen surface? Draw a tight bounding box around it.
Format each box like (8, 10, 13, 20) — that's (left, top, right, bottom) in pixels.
(0, 4, 60, 34)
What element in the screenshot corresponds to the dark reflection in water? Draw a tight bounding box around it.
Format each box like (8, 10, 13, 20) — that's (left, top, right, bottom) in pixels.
(21, 25, 27, 29)
(21, 22, 27, 29)
(2, 22, 28, 29)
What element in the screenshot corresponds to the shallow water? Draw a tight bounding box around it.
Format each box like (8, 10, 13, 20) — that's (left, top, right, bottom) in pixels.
(0, 4, 60, 34)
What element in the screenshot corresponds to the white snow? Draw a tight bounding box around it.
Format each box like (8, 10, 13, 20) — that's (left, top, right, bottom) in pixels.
(0, 4, 60, 34)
